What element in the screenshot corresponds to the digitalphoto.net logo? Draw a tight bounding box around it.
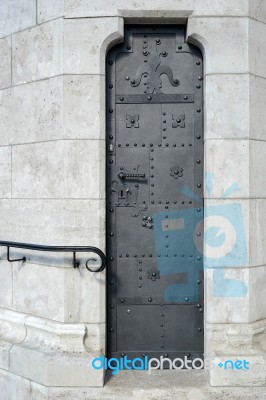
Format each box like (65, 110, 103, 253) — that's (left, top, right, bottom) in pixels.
(152, 173, 248, 301)
(91, 355, 250, 375)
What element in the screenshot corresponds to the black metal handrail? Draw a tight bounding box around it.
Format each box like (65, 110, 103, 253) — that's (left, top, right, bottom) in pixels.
(0, 241, 106, 272)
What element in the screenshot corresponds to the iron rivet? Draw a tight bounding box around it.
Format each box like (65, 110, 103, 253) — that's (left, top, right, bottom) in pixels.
(196, 84, 201, 89)
(199, 308, 203, 313)
(109, 256, 114, 261)
(178, 45, 182, 50)
(109, 109, 113, 113)
(110, 208, 114, 212)
(198, 328, 202, 332)
(196, 61, 201, 65)
(151, 200, 154, 203)
(125, 76, 130, 80)
(196, 232, 201, 236)
(185, 297, 189, 301)
(181, 253, 184, 257)
(131, 80, 135, 84)
(110, 305, 114, 309)
(165, 353, 169, 357)
(184, 96, 188, 100)
(120, 298, 125, 303)
(196, 135, 201, 139)
(181, 143, 184, 147)
(161, 334, 164, 337)
(197, 184, 201, 188)
(147, 96, 152, 101)
(162, 51, 167, 56)
(156, 39, 161, 44)
(127, 45, 131, 50)
(120, 97, 124, 101)
(198, 76, 203, 81)
(160, 345, 164, 348)
(139, 284, 142, 288)
(197, 208, 201, 212)
(110, 328, 114, 332)
(126, 254, 129, 257)
(108, 61, 113, 65)
(148, 297, 152, 302)
(119, 254, 122, 257)
(197, 108, 201, 113)
(109, 135, 113, 139)
(134, 143, 137, 146)
(186, 353, 190, 357)
(109, 84, 113, 88)
(127, 309, 131, 314)
(197, 256, 201, 261)
(165, 143, 169, 147)
(197, 280, 201, 284)
(196, 159, 201, 164)
(110, 232, 114, 236)
(110, 280, 114, 285)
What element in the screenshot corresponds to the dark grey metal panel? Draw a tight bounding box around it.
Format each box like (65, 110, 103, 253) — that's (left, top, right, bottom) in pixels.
(106, 24, 204, 366)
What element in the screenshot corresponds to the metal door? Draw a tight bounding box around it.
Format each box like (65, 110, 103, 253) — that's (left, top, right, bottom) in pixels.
(106, 25, 203, 366)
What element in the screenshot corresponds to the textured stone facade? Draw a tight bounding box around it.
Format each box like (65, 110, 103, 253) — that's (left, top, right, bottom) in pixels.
(0, 0, 266, 397)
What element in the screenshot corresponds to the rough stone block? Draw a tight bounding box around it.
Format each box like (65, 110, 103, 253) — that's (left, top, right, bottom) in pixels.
(10, 346, 104, 387)
(0, 199, 105, 249)
(205, 267, 250, 323)
(13, 262, 65, 321)
(0, 368, 31, 399)
(204, 74, 249, 139)
(249, 266, 266, 321)
(0, 146, 11, 198)
(0, 77, 63, 146)
(250, 140, 266, 198)
(205, 140, 249, 198)
(0, 0, 36, 38)
(64, 0, 194, 18)
(250, 75, 266, 141)
(249, 0, 266, 23)
(64, 75, 105, 140)
(249, 19, 266, 79)
(193, 0, 249, 16)
(64, 267, 106, 323)
(64, 17, 123, 75)
(187, 18, 249, 74)
(12, 139, 105, 199)
(12, 18, 63, 85)
(37, 0, 64, 23)
(249, 199, 266, 267)
(0, 261, 12, 308)
(0, 36, 11, 89)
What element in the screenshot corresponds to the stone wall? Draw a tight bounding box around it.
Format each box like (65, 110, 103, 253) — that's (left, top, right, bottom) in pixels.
(0, 0, 266, 396)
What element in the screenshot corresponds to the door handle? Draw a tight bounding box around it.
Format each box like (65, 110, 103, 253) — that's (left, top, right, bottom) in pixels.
(118, 172, 145, 180)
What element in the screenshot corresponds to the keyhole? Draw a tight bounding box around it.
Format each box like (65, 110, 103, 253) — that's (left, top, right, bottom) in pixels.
(120, 190, 124, 197)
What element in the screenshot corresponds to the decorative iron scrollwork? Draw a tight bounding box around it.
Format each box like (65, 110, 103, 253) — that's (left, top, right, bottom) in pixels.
(129, 41, 180, 94)
(170, 166, 183, 179)
(147, 268, 160, 281)
(172, 114, 185, 128)
(126, 114, 139, 128)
